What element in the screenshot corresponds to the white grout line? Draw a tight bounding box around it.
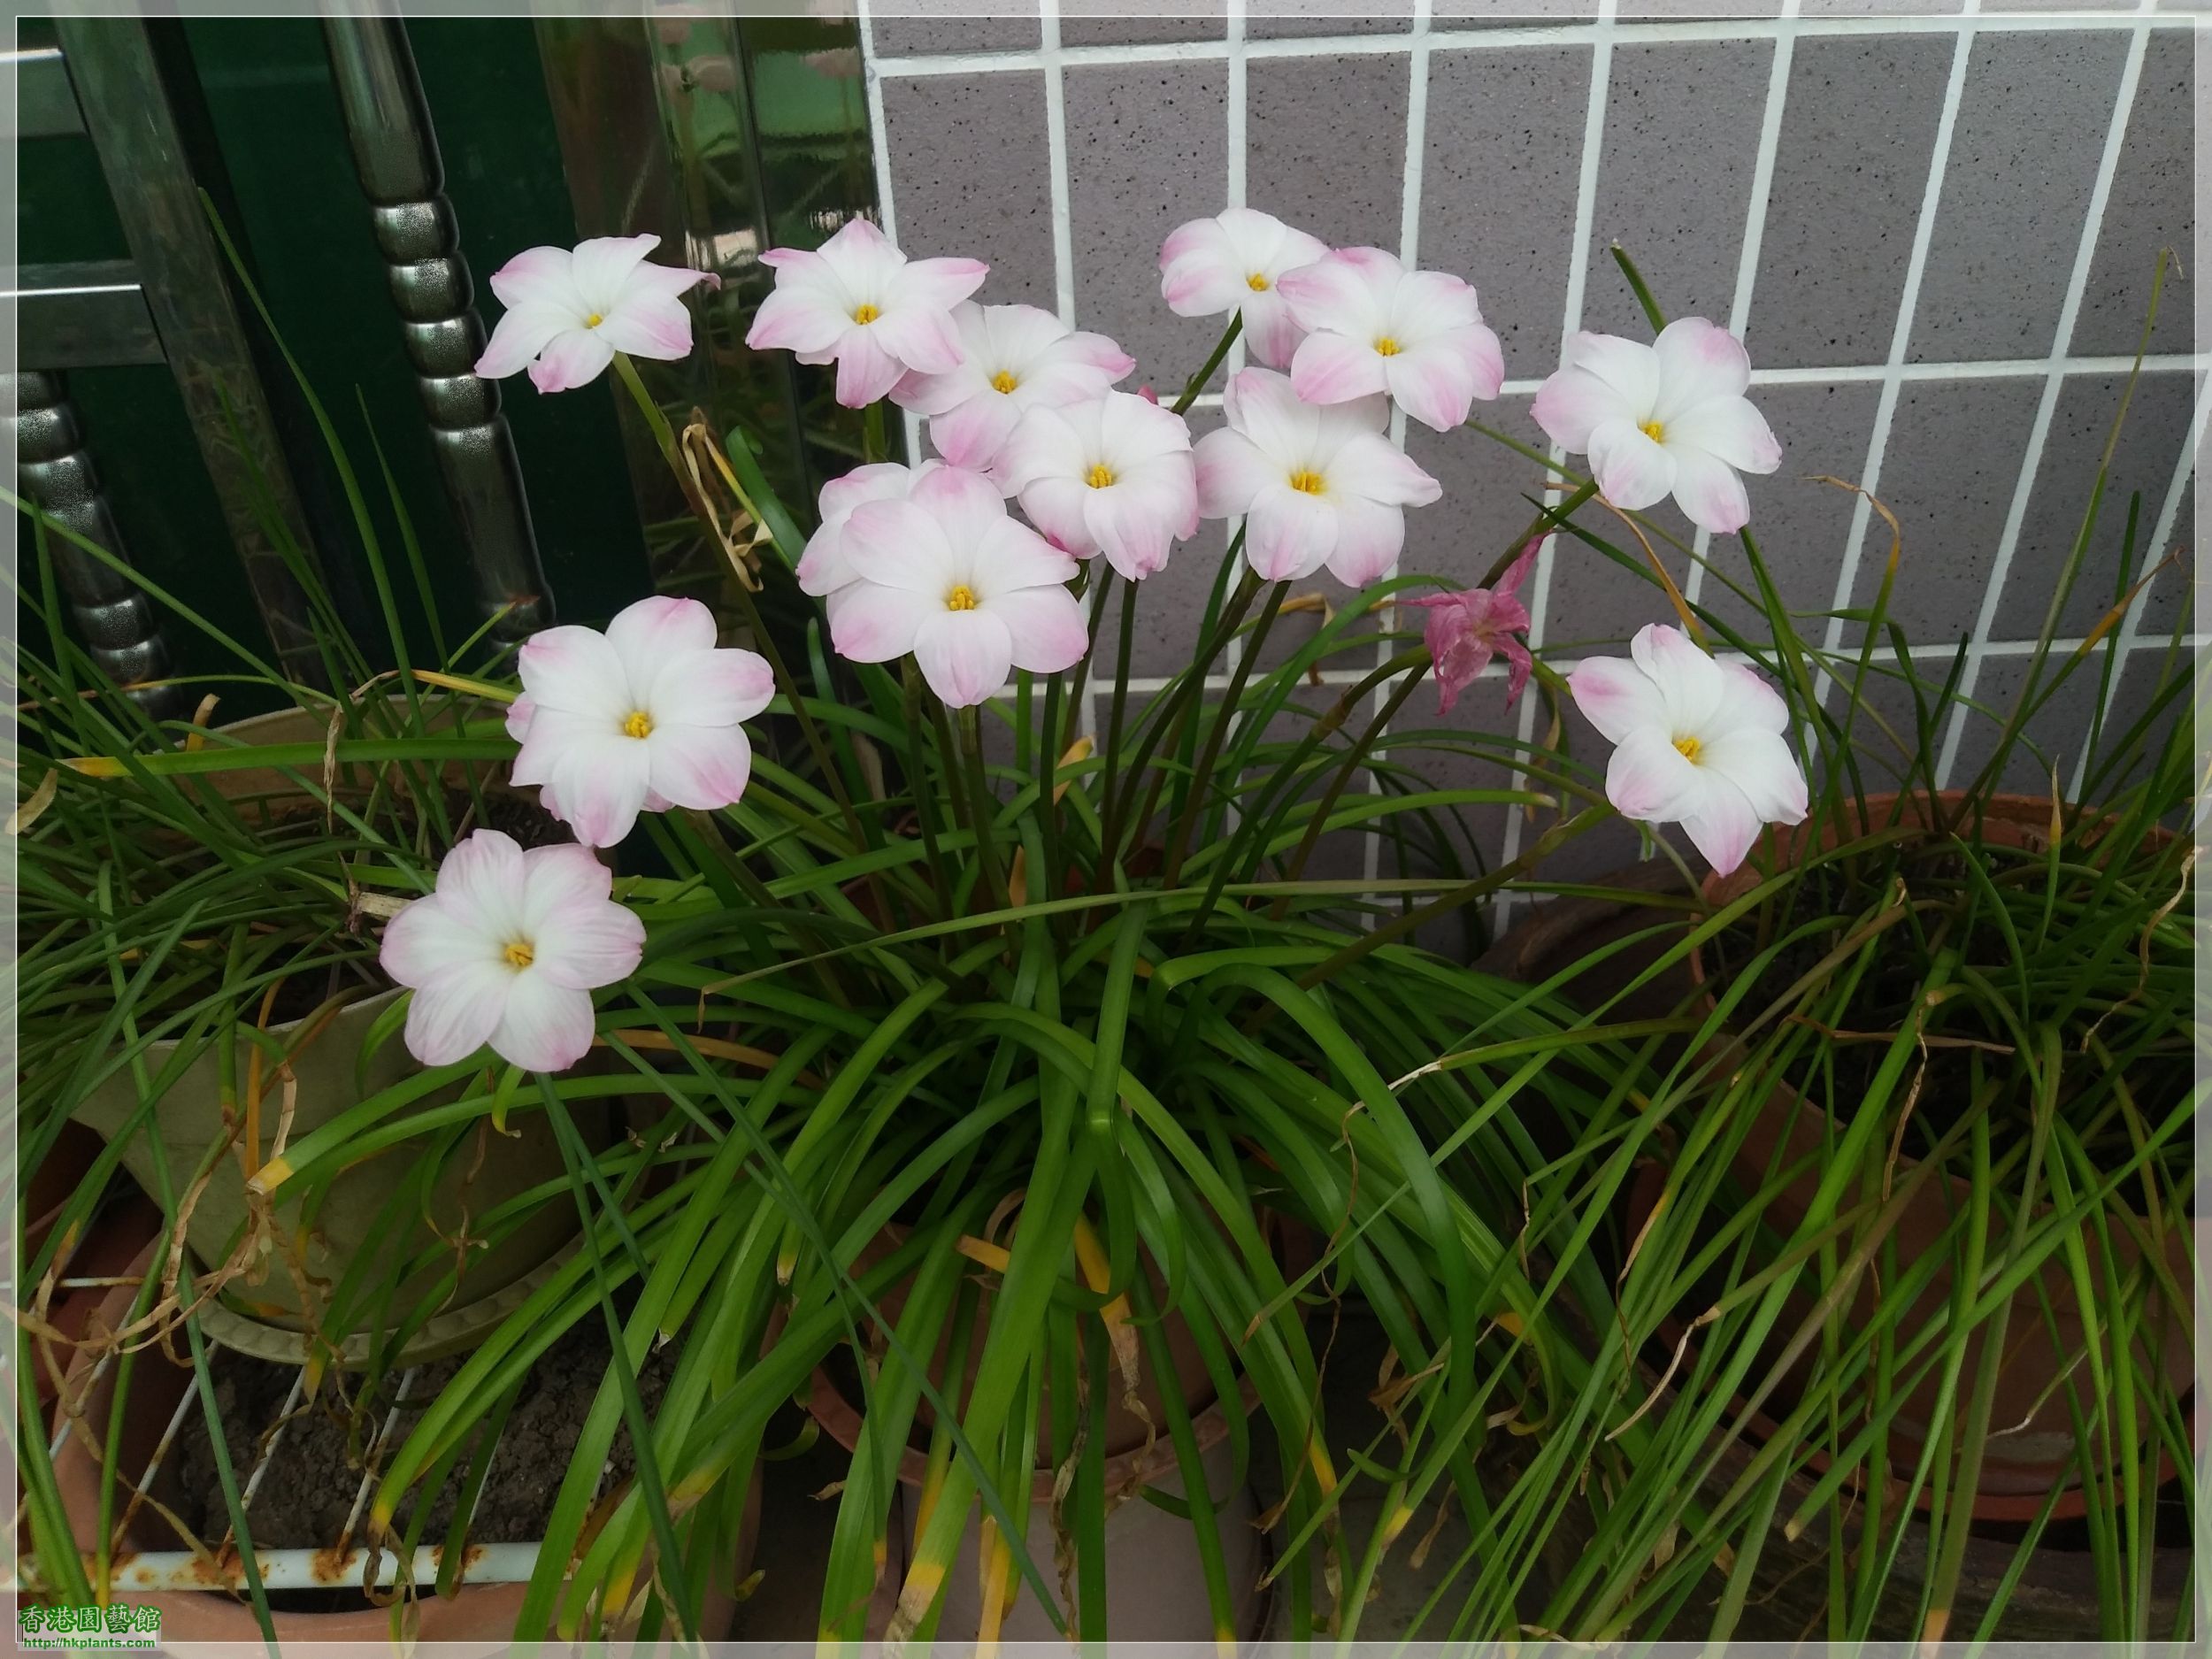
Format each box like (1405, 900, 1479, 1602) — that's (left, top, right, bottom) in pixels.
(856, 0, 929, 464)
(1816, 1, 1979, 680)
(1497, 0, 1616, 928)
(1935, 12, 2148, 787)
(1204, 0, 1254, 772)
(2068, 367, 2210, 796)
(1365, 0, 1436, 900)
(866, 9, 2192, 81)
(1684, 0, 1797, 612)
(1039, 0, 1077, 330)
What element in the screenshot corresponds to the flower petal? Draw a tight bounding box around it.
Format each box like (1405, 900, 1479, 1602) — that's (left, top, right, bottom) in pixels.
(488, 246, 584, 312)
(1698, 726, 1808, 827)
(593, 295, 694, 362)
(1629, 624, 1724, 734)
(403, 964, 510, 1067)
(830, 580, 927, 662)
(605, 595, 718, 694)
(489, 972, 598, 1071)
(1561, 332, 1661, 416)
(1676, 771, 1763, 876)
(1710, 659, 1790, 736)
(1239, 288, 1306, 371)
(537, 731, 654, 849)
(1664, 395, 1781, 474)
(871, 305, 965, 376)
(518, 625, 630, 716)
(1194, 428, 1277, 518)
(1586, 418, 1675, 511)
(1324, 495, 1405, 588)
(1325, 433, 1441, 508)
(746, 283, 849, 355)
(885, 255, 991, 317)
(1532, 365, 1635, 454)
(567, 234, 662, 311)
(475, 306, 578, 380)
(1667, 444, 1752, 535)
(1222, 366, 1322, 462)
(380, 895, 491, 990)
(928, 391, 1025, 472)
(526, 329, 616, 394)
(912, 609, 1014, 707)
(1384, 327, 1502, 432)
(833, 326, 908, 407)
(646, 721, 755, 812)
(1568, 654, 1667, 744)
(986, 585, 1090, 672)
(1605, 726, 1707, 821)
(665, 647, 774, 725)
(431, 829, 528, 933)
(1652, 317, 1751, 417)
(1242, 483, 1337, 582)
(1289, 332, 1389, 407)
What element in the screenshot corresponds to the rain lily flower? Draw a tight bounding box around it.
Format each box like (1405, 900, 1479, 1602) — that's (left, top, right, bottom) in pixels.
(1402, 540, 1539, 716)
(830, 465, 1087, 707)
(474, 234, 717, 395)
(1193, 368, 1440, 587)
(745, 217, 987, 408)
(995, 390, 1200, 581)
(1158, 208, 1331, 370)
(1568, 623, 1808, 876)
(1276, 248, 1504, 433)
(893, 303, 1134, 472)
(381, 832, 644, 1072)
(797, 460, 941, 603)
(1531, 317, 1782, 534)
(509, 595, 774, 849)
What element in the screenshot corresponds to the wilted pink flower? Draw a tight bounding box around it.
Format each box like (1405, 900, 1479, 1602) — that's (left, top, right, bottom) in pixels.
(892, 303, 1133, 472)
(475, 235, 717, 395)
(995, 390, 1199, 581)
(510, 596, 773, 848)
(746, 218, 987, 407)
(831, 465, 1088, 707)
(381, 832, 643, 1072)
(1193, 367, 1440, 587)
(1158, 208, 1331, 370)
(1402, 541, 1538, 716)
(1568, 623, 1808, 875)
(1277, 248, 1504, 433)
(1532, 318, 1781, 534)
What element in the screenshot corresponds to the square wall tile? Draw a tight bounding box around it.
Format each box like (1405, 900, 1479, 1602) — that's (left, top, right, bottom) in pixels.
(1847, 376, 2043, 644)
(2072, 29, 2196, 358)
(1421, 43, 1593, 373)
(1747, 33, 1954, 371)
(1402, 392, 1561, 597)
(1246, 52, 1412, 250)
(870, 8, 1040, 55)
(1059, 2, 1224, 47)
(1907, 30, 2131, 363)
(1947, 651, 2110, 798)
(880, 71, 1057, 309)
(1991, 371, 2198, 642)
(1431, 0, 1594, 19)
(1701, 380, 1884, 641)
(1064, 60, 1228, 389)
(1578, 40, 1775, 340)
(1248, 2, 1412, 38)
(1798, 0, 1960, 12)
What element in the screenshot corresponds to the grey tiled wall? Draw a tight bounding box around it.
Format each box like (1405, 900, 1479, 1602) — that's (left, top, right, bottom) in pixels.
(859, 2, 2203, 885)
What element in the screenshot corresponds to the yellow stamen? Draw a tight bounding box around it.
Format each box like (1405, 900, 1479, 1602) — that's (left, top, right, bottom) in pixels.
(1674, 734, 1701, 764)
(1085, 463, 1116, 489)
(1640, 418, 1666, 442)
(584, 311, 603, 327)
(989, 370, 1018, 394)
(852, 303, 880, 325)
(622, 710, 654, 740)
(504, 941, 535, 970)
(1374, 336, 1401, 357)
(1288, 468, 1325, 495)
(1246, 272, 1270, 291)
(945, 585, 979, 611)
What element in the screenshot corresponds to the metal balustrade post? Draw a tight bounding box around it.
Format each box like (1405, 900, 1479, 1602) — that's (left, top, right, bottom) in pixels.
(7, 371, 185, 718)
(323, 16, 552, 641)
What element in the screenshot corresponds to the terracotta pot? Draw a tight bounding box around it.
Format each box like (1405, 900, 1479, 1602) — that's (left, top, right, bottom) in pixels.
(48, 1239, 756, 1644)
(20, 1120, 107, 1269)
(21, 1195, 164, 1415)
(1686, 790, 2192, 1514)
(64, 705, 605, 1366)
(808, 1366, 1266, 1641)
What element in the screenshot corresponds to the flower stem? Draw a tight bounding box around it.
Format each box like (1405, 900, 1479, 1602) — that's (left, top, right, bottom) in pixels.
(864, 399, 888, 465)
(957, 704, 1006, 911)
(1171, 314, 1242, 415)
(1263, 657, 1432, 921)
(901, 658, 954, 919)
(1159, 578, 1286, 888)
(1480, 478, 1598, 588)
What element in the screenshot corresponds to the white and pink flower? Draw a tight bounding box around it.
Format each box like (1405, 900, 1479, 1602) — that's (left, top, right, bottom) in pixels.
(893, 303, 1133, 472)
(1158, 208, 1332, 371)
(1532, 318, 1781, 534)
(1276, 248, 1504, 433)
(380, 831, 644, 1072)
(995, 391, 1199, 582)
(509, 596, 773, 849)
(474, 235, 717, 395)
(745, 218, 987, 408)
(797, 460, 941, 603)
(830, 465, 1088, 707)
(1194, 367, 1440, 587)
(1402, 540, 1538, 717)
(1568, 623, 1807, 876)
